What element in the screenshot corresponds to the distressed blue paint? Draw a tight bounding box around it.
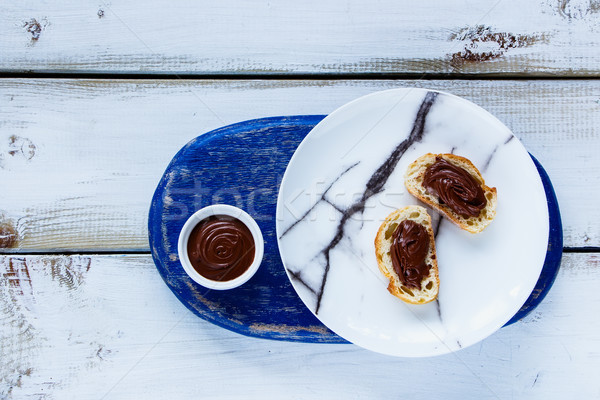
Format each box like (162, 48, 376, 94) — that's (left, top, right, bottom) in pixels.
(504, 155, 563, 326)
(148, 115, 562, 342)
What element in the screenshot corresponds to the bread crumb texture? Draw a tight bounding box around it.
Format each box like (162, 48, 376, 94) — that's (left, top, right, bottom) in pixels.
(374, 206, 439, 304)
(404, 153, 497, 234)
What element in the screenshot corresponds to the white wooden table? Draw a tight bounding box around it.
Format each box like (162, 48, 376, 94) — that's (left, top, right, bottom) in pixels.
(1, 1, 599, 398)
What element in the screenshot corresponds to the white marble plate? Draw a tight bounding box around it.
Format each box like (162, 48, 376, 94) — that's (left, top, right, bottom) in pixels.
(275, 88, 549, 357)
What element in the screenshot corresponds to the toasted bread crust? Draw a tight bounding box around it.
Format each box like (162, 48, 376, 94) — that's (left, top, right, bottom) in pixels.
(374, 206, 439, 304)
(404, 153, 497, 234)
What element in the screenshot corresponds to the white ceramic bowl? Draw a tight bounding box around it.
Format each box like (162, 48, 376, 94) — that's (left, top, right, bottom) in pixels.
(177, 204, 264, 290)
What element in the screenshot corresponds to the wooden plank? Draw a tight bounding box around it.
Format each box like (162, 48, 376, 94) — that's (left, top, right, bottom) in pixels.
(2, 0, 600, 75)
(0, 253, 598, 398)
(0, 79, 597, 251)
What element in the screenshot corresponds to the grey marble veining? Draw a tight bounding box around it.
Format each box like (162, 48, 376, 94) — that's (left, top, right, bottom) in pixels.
(280, 92, 438, 314)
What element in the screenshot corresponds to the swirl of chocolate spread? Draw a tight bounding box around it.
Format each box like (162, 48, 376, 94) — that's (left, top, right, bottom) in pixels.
(390, 220, 431, 290)
(187, 215, 255, 282)
(423, 156, 486, 218)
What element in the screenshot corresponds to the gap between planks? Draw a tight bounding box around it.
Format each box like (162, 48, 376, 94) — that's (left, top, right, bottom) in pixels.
(4, 72, 600, 81)
(0, 70, 600, 81)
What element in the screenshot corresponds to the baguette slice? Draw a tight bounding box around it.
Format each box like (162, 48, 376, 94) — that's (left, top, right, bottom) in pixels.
(374, 205, 439, 304)
(404, 153, 497, 234)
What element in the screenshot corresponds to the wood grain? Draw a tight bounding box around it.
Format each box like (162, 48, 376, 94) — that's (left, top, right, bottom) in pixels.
(0, 253, 597, 399)
(1, 1, 597, 398)
(2, 0, 600, 75)
(0, 79, 596, 251)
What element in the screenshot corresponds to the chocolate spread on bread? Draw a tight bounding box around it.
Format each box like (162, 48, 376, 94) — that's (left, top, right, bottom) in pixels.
(423, 156, 486, 217)
(390, 220, 431, 289)
(187, 215, 255, 282)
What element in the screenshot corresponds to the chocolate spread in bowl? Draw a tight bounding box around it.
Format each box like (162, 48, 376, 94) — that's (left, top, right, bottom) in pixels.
(187, 215, 255, 282)
(423, 156, 486, 217)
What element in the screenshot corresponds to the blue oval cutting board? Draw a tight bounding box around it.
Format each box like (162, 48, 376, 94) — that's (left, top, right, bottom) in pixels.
(148, 115, 563, 343)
